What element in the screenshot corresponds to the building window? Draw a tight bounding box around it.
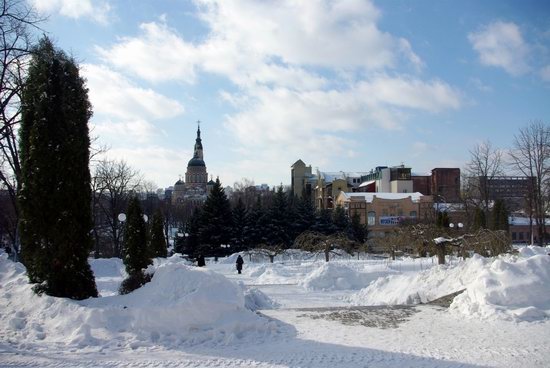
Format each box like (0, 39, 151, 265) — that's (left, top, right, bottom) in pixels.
(410, 211, 417, 217)
(512, 232, 517, 240)
(519, 232, 524, 240)
(367, 211, 376, 226)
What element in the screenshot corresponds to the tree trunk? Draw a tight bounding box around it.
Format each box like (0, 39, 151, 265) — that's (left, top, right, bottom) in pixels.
(437, 244, 446, 265)
(269, 255, 274, 263)
(325, 250, 329, 262)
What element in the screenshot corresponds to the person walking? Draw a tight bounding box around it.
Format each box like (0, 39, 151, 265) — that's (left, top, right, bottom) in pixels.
(196, 254, 206, 267)
(236, 255, 244, 274)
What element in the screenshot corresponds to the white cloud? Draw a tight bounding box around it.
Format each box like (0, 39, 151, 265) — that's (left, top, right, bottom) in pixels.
(101, 146, 191, 188)
(91, 0, 465, 186)
(98, 0, 423, 85)
(196, 0, 403, 70)
(223, 75, 461, 159)
(30, 0, 111, 24)
(96, 22, 199, 83)
(91, 119, 157, 144)
(82, 64, 185, 121)
(356, 75, 462, 113)
(468, 21, 530, 76)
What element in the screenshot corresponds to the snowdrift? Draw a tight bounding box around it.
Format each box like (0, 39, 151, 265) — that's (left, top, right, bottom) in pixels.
(0, 254, 283, 350)
(348, 249, 550, 321)
(300, 262, 396, 291)
(450, 254, 550, 321)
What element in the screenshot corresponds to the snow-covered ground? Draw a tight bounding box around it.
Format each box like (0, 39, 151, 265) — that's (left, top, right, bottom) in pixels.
(1, 248, 549, 367)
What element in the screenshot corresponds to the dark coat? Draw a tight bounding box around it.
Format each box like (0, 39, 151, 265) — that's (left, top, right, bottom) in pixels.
(236, 255, 244, 270)
(197, 255, 206, 267)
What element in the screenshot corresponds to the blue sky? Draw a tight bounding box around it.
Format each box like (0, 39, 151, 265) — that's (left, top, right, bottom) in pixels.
(31, 0, 550, 189)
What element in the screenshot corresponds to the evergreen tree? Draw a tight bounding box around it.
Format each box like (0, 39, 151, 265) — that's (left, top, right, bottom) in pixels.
(122, 197, 152, 276)
(265, 186, 292, 248)
(311, 209, 337, 235)
(491, 199, 509, 231)
(293, 193, 316, 236)
(199, 178, 233, 256)
(349, 212, 367, 243)
(332, 205, 349, 232)
(499, 201, 510, 231)
(473, 207, 486, 230)
(149, 209, 167, 257)
(179, 207, 202, 257)
(231, 197, 248, 252)
(244, 195, 268, 248)
(18, 37, 97, 299)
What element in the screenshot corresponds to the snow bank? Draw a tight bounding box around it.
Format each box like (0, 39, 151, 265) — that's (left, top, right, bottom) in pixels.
(244, 288, 280, 310)
(301, 262, 393, 291)
(348, 249, 550, 322)
(0, 254, 283, 350)
(250, 264, 300, 284)
(348, 255, 487, 306)
(517, 245, 550, 257)
(89, 257, 126, 296)
(450, 254, 550, 321)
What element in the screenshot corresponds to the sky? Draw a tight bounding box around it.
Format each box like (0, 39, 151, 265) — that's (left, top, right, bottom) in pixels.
(29, 0, 550, 190)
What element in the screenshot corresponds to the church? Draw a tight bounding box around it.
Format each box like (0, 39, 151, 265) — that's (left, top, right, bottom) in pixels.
(172, 122, 214, 206)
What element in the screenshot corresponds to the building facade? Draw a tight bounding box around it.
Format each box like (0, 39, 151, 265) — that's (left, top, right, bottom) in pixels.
(290, 159, 316, 199)
(314, 170, 370, 210)
(335, 192, 433, 237)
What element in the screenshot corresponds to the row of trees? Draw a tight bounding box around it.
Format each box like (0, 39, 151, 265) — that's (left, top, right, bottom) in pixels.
(464, 122, 550, 245)
(176, 181, 367, 261)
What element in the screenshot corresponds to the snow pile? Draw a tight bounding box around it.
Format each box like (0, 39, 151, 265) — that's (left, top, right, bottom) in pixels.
(450, 254, 550, 321)
(254, 264, 297, 284)
(517, 245, 550, 257)
(348, 255, 490, 305)
(301, 262, 393, 291)
(244, 288, 280, 310)
(348, 249, 550, 322)
(89, 257, 126, 296)
(0, 255, 283, 350)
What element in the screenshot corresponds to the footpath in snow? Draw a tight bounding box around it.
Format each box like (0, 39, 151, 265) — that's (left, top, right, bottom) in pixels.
(1, 247, 550, 367)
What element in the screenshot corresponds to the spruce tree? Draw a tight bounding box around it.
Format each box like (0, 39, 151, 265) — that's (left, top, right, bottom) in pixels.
(244, 195, 268, 248)
(231, 197, 248, 252)
(332, 205, 349, 232)
(180, 207, 202, 257)
(199, 178, 233, 256)
(349, 212, 367, 243)
(266, 186, 291, 248)
(120, 196, 152, 294)
(149, 209, 167, 257)
(293, 194, 315, 236)
(311, 209, 337, 235)
(18, 37, 97, 299)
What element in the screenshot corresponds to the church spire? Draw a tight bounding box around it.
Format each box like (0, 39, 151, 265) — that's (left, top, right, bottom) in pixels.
(193, 120, 203, 160)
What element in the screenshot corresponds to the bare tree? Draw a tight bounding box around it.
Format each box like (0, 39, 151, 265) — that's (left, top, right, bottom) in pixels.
(464, 140, 504, 222)
(231, 178, 257, 208)
(92, 159, 142, 257)
(294, 231, 358, 262)
(0, 0, 42, 251)
(509, 121, 550, 245)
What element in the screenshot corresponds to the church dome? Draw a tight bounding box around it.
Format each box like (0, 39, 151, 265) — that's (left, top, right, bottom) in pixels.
(188, 157, 205, 167)
(174, 179, 184, 186)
